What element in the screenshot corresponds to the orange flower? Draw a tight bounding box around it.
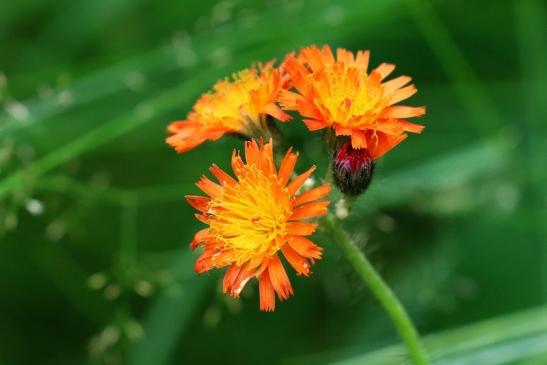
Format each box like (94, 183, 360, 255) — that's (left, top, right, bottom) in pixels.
(186, 139, 330, 311)
(279, 45, 425, 160)
(166, 62, 291, 153)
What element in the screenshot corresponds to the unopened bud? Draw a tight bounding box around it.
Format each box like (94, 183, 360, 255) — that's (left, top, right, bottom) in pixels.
(332, 142, 374, 196)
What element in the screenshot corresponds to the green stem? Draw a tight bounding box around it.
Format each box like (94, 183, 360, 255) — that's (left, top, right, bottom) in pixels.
(321, 214, 429, 365)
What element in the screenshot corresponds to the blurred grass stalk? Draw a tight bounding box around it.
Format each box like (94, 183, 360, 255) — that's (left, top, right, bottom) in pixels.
(293, 304, 547, 365)
(513, 0, 547, 301)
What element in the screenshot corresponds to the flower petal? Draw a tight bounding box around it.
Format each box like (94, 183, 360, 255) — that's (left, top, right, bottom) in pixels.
(287, 166, 316, 195)
(262, 103, 292, 122)
(290, 201, 330, 220)
(190, 228, 210, 250)
(268, 255, 293, 300)
(185, 195, 210, 212)
(350, 130, 367, 149)
(388, 85, 417, 105)
(382, 75, 411, 94)
(288, 236, 323, 259)
(303, 119, 329, 131)
(209, 164, 236, 186)
(374, 62, 396, 80)
(278, 147, 298, 186)
(369, 133, 408, 160)
(287, 222, 318, 236)
(292, 184, 331, 207)
(259, 271, 276, 312)
(385, 105, 426, 118)
(398, 120, 425, 133)
(196, 176, 222, 198)
(223, 263, 254, 298)
(282, 245, 310, 276)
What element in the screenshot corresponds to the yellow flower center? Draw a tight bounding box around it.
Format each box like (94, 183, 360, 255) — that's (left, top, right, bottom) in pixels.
(194, 69, 263, 133)
(209, 164, 292, 264)
(313, 64, 388, 128)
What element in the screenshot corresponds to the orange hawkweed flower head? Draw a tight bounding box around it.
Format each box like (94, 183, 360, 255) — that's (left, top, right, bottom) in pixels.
(166, 62, 291, 153)
(279, 44, 426, 160)
(186, 139, 330, 311)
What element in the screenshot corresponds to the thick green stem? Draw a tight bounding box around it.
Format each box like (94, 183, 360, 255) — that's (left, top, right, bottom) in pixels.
(321, 214, 429, 365)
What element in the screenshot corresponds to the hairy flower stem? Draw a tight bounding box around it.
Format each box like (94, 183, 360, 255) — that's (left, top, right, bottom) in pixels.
(321, 214, 429, 365)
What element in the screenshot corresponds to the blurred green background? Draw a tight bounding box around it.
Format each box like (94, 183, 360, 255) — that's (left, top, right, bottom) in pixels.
(1, 0, 546, 364)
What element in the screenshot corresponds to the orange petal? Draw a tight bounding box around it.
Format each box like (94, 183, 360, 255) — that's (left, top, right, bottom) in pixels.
(222, 264, 241, 293)
(388, 85, 417, 105)
(195, 249, 215, 273)
(278, 89, 303, 109)
(355, 50, 370, 71)
(398, 120, 425, 133)
(287, 221, 318, 236)
(223, 263, 254, 298)
(288, 236, 322, 259)
(292, 184, 331, 207)
(287, 166, 316, 195)
(290, 201, 330, 220)
(244, 139, 260, 167)
(262, 103, 292, 122)
(196, 176, 223, 198)
(268, 255, 293, 300)
(303, 119, 329, 131)
(282, 245, 311, 276)
(369, 133, 408, 160)
(185, 195, 210, 212)
(231, 150, 245, 175)
(257, 139, 276, 176)
(336, 48, 355, 65)
(279, 89, 323, 120)
(385, 105, 426, 118)
(374, 63, 396, 80)
(259, 271, 276, 312)
(166, 120, 199, 136)
(278, 148, 298, 186)
(350, 130, 367, 149)
(166, 134, 207, 153)
(334, 125, 354, 136)
(190, 228, 210, 250)
(382, 75, 411, 94)
(195, 213, 209, 224)
(209, 164, 236, 186)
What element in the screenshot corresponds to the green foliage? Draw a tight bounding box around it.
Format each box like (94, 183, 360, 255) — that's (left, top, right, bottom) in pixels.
(0, 0, 546, 364)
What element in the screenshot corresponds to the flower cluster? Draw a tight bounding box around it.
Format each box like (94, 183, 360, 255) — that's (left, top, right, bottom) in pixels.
(167, 44, 425, 310)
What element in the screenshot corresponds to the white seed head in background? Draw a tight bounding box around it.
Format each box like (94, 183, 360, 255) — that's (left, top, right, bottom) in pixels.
(25, 199, 44, 216)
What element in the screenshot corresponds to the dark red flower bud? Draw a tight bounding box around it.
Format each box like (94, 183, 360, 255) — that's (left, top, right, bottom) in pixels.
(332, 142, 375, 196)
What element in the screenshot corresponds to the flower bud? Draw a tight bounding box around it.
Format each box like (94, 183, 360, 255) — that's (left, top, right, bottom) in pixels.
(332, 142, 375, 196)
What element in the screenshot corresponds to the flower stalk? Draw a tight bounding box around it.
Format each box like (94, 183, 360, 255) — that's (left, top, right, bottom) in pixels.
(320, 213, 429, 365)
